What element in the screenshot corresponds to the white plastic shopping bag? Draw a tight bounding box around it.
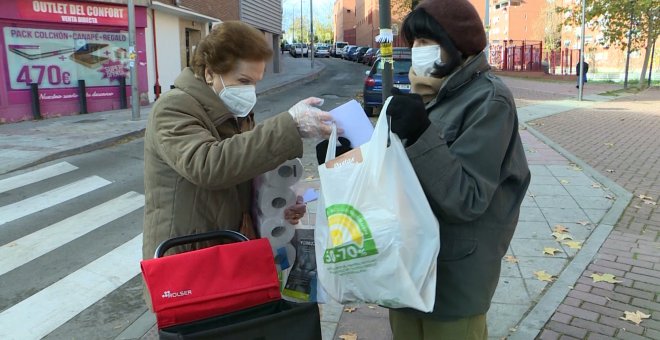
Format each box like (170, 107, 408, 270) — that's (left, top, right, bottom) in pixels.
(315, 97, 440, 312)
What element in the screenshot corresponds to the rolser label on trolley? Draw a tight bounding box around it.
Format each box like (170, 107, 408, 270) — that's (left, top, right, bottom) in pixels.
(323, 204, 378, 264)
(162, 289, 192, 299)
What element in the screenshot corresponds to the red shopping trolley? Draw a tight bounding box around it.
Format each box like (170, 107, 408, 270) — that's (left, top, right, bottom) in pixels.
(140, 230, 321, 340)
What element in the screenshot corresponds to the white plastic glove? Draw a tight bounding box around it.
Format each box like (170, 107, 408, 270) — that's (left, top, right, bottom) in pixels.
(288, 97, 334, 138)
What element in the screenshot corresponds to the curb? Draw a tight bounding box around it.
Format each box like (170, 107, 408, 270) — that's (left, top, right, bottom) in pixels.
(5, 129, 146, 176)
(509, 120, 633, 339)
(258, 61, 326, 97)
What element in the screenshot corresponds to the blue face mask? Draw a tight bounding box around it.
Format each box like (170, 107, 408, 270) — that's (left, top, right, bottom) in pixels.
(411, 45, 441, 76)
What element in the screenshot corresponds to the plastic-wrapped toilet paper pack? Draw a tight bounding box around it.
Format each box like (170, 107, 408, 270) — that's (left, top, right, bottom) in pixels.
(262, 158, 303, 188)
(273, 243, 296, 270)
(258, 217, 296, 250)
(256, 186, 296, 217)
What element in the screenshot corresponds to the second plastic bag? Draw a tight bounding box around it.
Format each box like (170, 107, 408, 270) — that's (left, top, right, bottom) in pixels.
(315, 97, 440, 312)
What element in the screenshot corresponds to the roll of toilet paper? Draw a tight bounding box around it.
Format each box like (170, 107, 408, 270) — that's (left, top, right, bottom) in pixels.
(263, 158, 303, 188)
(257, 186, 296, 217)
(273, 243, 296, 270)
(259, 217, 296, 250)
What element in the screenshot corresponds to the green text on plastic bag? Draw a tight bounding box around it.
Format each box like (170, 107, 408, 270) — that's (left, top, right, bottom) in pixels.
(323, 204, 379, 263)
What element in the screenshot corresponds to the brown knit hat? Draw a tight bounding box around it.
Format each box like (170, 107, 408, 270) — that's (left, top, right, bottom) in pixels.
(417, 0, 486, 56)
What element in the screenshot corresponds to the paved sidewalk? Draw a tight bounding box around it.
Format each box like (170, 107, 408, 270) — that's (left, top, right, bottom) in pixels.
(530, 88, 660, 340)
(0, 54, 324, 176)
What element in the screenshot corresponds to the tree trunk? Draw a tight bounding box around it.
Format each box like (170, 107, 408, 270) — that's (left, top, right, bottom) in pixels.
(638, 16, 654, 88)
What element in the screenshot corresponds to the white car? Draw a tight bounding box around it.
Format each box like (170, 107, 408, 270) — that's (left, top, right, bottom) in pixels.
(314, 46, 330, 58)
(290, 43, 308, 58)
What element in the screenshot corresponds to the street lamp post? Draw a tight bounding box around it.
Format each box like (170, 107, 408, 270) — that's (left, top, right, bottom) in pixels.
(484, 0, 489, 62)
(379, 0, 392, 101)
(310, 0, 314, 68)
(623, 0, 634, 89)
(128, 0, 139, 120)
(578, 0, 586, 101)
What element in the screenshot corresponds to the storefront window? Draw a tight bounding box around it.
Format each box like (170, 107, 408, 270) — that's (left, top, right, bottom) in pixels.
(3, 26, 131, 92)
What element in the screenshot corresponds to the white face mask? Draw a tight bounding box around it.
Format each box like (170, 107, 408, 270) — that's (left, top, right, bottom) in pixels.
(411, 45, 441, 77)
(217, 75, 257, 118)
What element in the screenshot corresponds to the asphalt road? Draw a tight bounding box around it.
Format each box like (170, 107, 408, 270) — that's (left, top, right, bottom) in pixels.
(0, 56, 367, 339)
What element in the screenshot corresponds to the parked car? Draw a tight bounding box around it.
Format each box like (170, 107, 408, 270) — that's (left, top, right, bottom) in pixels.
(344, 46, 359, 60)
(332, 41, 348, 57)
(341, 45, 356, 59)
(282, 44, 291, 52)
(362, 57, 412, 116)
(361, 48, 377, 65)
(289, 43, 308, 58)
(314, 45, 330, 58)
(352, 46, 370, 62)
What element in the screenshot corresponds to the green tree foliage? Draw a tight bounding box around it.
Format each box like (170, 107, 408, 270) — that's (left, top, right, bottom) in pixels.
(563, 0, 659, 86)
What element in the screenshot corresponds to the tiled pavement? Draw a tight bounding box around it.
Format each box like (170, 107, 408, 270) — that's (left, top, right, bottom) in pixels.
(530, 88, 660, 340)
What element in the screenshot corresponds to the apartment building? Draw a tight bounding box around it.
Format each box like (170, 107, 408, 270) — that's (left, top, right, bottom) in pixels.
(333, 0, 356, 45)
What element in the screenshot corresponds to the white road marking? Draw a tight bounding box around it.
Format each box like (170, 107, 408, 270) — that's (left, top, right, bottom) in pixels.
(0, 192, 144, 276)
(0, 176, 111, 226)
(0, 162, 78, 194)
(0, 234, 143, 340)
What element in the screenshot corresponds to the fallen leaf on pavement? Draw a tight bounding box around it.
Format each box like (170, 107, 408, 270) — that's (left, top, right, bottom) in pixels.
(339, 333, 358, 340)
(605, 194, 615, 200)
(620, 310, 650, 325)
(552, 232, 573, 241)
(604, 142, 614, 147)
(591, 273, 623, 283)
(367, 305, 375, 309)
(504, 255, 519, 263)
(526, 148, 537, 153)
(562, 240, 583, 249)
(569, 163, 583, 171)
(528, 193, 536, 198)
(534, 270, 555, 282)
(343, 307, 357, 313)
(633, 205, 642, 209)
(638, 194, 653, 200)
(576, 221, 591, 226)
(560, 179, 570, 185)
(606, 169, 615, 173)
(544, 247, 561, 255)
(643, 199, 657, 206)
(592, 183, 602, 188)
(305, 176, 315, 180)
(553, 224, 569, 233)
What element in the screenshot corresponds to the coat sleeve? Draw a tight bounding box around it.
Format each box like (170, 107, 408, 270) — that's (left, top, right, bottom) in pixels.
(151, 93, 303, 190)
(405, 97, 516, 224)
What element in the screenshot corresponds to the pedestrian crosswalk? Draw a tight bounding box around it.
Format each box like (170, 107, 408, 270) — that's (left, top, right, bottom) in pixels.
(0, 162, 146, 340)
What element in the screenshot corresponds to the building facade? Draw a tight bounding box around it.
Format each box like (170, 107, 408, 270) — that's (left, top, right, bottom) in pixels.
(146, 1, 219, 102)
(155, 0, 282, 76)
(333, 0, 356, 45)
(0, 0, 150, 123)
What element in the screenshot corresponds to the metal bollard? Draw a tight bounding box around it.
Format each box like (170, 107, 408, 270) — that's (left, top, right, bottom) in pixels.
(119, 77, 127, 109)
(30, 83, 42, 120)
(78, 79, 88, 114)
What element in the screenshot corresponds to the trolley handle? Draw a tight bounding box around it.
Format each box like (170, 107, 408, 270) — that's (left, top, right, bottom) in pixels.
(155, 230, 249, 258)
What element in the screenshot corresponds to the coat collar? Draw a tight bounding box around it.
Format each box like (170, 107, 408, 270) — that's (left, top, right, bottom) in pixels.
(427, 52, 491, 108)
(173, 68, 233, 125)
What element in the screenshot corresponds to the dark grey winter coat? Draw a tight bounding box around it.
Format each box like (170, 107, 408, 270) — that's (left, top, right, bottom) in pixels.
(402, 52, 531, 320)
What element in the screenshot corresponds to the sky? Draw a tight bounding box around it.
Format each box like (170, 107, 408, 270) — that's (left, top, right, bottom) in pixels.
(282, 0, 335, 27)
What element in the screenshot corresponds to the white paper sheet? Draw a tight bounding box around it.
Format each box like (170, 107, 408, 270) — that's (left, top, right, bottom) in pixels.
(329, 100, 375, 147)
